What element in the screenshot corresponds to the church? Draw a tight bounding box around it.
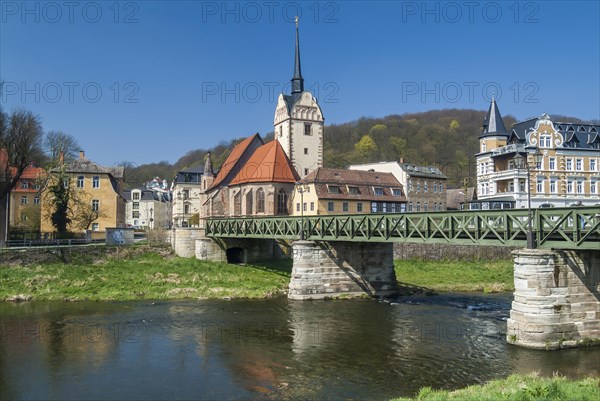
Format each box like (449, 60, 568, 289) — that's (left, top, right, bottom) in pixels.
(201, 19, 324, 218)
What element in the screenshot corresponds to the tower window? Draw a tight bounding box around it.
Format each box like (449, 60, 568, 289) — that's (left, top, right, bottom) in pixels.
(304, 148, 308, 155)
(304, 168, 309, 176)
(304, 124, 311, 136)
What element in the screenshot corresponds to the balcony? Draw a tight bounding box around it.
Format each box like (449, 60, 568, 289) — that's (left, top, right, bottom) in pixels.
(491, 143, 526, 157)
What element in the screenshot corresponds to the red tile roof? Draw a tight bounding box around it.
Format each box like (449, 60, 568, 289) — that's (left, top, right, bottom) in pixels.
(208, 134, 263, 190)
(229, 140, 300, 185)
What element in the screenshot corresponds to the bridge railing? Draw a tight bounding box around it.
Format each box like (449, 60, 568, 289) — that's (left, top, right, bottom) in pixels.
(205, 206, 600, 250)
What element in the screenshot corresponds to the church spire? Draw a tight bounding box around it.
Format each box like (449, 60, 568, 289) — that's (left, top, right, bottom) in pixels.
(291, 16, 304, 95)
(481, 97, 507, 137)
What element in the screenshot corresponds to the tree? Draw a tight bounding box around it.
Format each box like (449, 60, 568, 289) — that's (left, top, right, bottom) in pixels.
(0, 108, 44, 202)
(354, 135, 378, 161)
(44, 166, 72, 236)
(71, 193, 107, 231)
(44, 131, 80, 164)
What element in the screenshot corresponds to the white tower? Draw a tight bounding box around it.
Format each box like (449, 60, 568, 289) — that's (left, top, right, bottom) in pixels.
(274, 17, 324, 178)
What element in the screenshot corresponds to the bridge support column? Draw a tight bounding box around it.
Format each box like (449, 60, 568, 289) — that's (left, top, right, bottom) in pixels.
(195, 238, 226, 262)
(507, 249, 600, 349)
(289, 240, 397, 300)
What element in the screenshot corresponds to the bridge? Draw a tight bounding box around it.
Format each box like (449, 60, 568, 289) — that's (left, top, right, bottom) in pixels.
(206, 206, 600, 250)
(172, 206, 600, 350)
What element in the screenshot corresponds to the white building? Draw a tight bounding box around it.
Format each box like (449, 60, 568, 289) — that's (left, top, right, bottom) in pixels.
(123, 188, 171, 229)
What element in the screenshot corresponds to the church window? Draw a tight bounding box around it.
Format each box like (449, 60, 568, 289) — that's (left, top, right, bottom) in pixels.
(277, 189, 288, 214)
(256, 188, 265, 212)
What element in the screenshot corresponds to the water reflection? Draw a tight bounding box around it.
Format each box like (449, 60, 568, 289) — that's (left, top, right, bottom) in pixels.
(1, 296, 599, 401)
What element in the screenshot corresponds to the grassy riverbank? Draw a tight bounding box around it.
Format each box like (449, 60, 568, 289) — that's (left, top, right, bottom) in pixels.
(391, 374, 600, 401)
(395, 259, 514, 293)
(0, 245, 291, 301)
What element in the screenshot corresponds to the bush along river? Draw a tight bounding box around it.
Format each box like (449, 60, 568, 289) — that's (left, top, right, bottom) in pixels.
(1, 293, 599, 401)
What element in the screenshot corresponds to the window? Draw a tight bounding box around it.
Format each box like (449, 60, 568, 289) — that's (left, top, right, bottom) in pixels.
(21, 196, 27, 205)
(566, 159, 573, 171)
(34, 197, 40, 205)
(342, 202, 349, 212)
(277, 189, 288, 214)
(374, 187, 384, 196)
(92, 200, 99, 212)
(304, 168, 309, 176)
(424, 202, 428, 212)
(591, 159, 598, 172)
(328, 186, 340, 194)
(576, 180, 584, 194)
(408, 203, 413, 212)
(92, 176, 100, 188)
(416, 182, 421, 192)
(567, 180, 574, 194)
(433, 182, 438, 193)
(549, 157, 556, 170)
(536, 179, 544, 193)
(256, 188, 265, 213)
(576, 159, 583, 171)
(184, 204, 191, 214)
(408, 180, 413, 192)
(304, 148, 308, 155)
(182, 189, 189, 200)
(279, 125, 282, 137)
(392, 188, 402, 196)
(132, 211, 140, 218)
(21, 181, 29, 189)
(310, 202, 314, 211)
(416, 202, 421, 212)
(132, 192, 140, 200)
(591, 181, 598, 195)
(550, 179, 557, 194)
(304, 123, 311, 136)
(424, 182, 428, 192)
(356, 202, 362, 212)
(481, 142, 486, 152)
(540, 134, 552, 148)
(348, 186, 359, 195)
(77, 175, 84, 188)
(327, 201, 334, 212)
(63, 178, 69, 189)
(133, 202, 139, 210)
(21, 213, 28, 222)
(92, 223, 99, 231)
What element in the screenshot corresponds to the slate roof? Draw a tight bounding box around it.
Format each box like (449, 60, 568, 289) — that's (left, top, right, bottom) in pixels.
(300, 168, 406, 202)
(399, 163, 447, 179)
(480, 98, 508, 138)
(62, 156, 124, 178)
(229, 140, 299, 185)
(123, 189, 170, 202)
(508, 117, 600, 150)
(208, 134, 263, 190)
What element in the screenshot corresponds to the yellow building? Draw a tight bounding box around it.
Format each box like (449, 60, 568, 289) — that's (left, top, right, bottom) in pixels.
(40, 152, 126, 235)
(475, 100, 600, 209)
(291, 168, 406, 216)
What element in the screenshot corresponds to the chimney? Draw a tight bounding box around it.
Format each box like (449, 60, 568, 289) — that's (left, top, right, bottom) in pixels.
(79, 150, 85, 159)
(399, 157, 405, 163)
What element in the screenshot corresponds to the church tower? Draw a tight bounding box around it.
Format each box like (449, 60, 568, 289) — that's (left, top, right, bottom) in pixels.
(274, 17, 324, 178)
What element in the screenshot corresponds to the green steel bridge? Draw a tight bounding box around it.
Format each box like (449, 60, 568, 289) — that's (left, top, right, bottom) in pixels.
(206, 206, 600, 250)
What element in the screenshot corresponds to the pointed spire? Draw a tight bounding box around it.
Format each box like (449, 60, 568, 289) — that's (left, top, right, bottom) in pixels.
(481, 97, 507, 137)
(204, 152, 214, 177)
(291, 16, 304, 95)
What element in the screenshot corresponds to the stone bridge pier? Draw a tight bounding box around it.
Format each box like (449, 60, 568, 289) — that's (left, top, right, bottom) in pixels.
(288, 240, 398, 300)
(507, 248, 600, 349)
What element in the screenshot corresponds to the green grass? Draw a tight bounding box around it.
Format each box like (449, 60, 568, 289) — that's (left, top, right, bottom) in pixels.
(395, 259, 514, 293)
(391, 374, 600, 401)
(0, 247, 292, 301)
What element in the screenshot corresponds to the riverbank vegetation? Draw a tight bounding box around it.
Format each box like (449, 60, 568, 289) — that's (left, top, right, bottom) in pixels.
(0, 245, 291, 302)
(395, 259, 514, 293)
(392, 374, 600, 401)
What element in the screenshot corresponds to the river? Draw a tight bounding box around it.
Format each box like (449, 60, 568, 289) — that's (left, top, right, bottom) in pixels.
(1, 294, 599, 400)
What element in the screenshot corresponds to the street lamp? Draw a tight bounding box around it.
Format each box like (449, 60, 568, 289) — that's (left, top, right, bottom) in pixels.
(513, 148, 543, 249)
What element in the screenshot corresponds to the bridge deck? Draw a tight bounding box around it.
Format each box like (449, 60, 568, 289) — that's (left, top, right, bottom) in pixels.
(205, 207, 600, 250)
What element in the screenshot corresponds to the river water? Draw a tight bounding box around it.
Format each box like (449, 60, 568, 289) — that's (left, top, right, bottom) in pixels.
(1, 294, 599, 401)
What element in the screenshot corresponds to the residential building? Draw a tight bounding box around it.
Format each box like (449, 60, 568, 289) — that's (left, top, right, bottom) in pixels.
(123, 187, 171, 230)
(446, 187, 476, 210)
(475, 99, 600, 208)
(291, 168, 406, 216)
(172, 165, 208, 227)
(40, 151, 126, 234)
(8, 163, 45, 235)
(349, 161, 448, 212)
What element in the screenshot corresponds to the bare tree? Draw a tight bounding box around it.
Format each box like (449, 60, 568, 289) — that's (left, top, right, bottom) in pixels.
(44, 131, 80, 164)
(0, 108, 44, 201)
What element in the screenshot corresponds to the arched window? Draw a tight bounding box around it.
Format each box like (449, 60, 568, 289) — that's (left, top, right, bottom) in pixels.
(233, 191, 241, 216)
(245, 190, 253, 215)
(277, 189, 288, 214)
(256, 188, 265, 213)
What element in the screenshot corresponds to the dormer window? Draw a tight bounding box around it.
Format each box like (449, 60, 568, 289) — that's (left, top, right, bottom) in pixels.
(348, 186, 359, 195)
(374, 187, 384, 196)
(327, 185, 340, 194)
(392, 188, 402, 196)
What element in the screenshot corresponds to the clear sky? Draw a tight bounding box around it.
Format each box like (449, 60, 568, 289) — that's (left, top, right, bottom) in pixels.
(1, 1, 599, 167)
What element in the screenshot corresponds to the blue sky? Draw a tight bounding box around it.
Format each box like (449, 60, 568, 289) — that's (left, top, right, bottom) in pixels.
(1, 1, 599, 166)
